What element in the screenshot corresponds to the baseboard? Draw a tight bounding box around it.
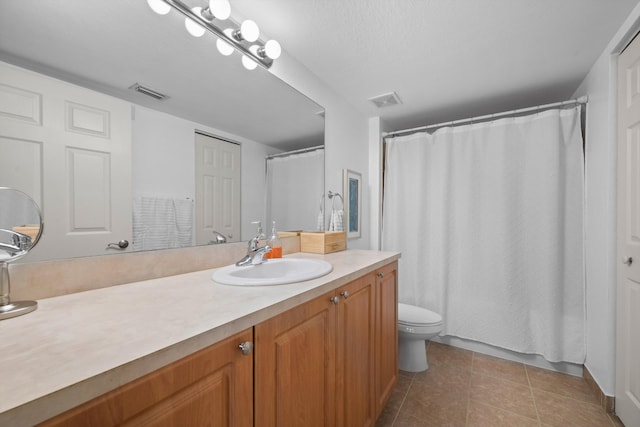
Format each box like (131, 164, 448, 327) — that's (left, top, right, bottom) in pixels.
(583, 366, 615, 413)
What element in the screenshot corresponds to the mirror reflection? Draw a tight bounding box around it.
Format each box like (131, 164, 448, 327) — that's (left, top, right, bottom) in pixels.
(0, 188, 43, 262)
(0, 0, 325, 262)
(0, 187, 42, 319)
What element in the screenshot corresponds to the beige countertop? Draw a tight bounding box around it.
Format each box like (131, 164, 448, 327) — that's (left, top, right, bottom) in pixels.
(0, 249, 399, 426)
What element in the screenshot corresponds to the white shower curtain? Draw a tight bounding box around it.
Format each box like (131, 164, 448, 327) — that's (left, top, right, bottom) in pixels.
(266, 148, 324, 232)
(382, 107, 585, 363)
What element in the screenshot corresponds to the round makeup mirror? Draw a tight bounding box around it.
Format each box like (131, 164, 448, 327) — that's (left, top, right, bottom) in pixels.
(0, 187, 43, 320)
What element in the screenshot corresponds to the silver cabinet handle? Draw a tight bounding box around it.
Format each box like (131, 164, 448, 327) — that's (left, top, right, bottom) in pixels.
(377, 272, 384, 278)
(623, 256, 633, 266)
(238, 341, 253, 355)
(330, 296, 340, 305)
(106, 240, 129, 250)
(340, 291, 349, 299)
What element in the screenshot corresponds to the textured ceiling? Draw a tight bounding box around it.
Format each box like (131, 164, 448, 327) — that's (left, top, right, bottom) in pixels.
(234, 0, 640, 131)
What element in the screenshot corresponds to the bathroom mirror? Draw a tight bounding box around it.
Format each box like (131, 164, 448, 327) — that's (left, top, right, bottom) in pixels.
(0, 0, 325, 262)
(0, 187, 42, 319)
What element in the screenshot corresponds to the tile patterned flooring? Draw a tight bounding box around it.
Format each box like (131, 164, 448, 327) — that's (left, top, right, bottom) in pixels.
(376, 342, 624, 427)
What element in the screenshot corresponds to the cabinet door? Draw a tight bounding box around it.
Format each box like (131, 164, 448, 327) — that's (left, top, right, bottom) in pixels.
(254, 290, 337, 427)
(336, 274, 376, 427)
(375, 261, 398, 417)
(39, 329, 254, 427)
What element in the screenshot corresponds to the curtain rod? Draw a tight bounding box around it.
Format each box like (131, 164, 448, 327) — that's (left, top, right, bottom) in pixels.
(383, 96, 589, 139)
(266, 145, 324, 160)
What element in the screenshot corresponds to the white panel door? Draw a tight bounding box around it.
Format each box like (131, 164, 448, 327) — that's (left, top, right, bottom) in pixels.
(616, 33, 640, 427)
(194, 133, 240, 245)
(0, 62, 132, 261)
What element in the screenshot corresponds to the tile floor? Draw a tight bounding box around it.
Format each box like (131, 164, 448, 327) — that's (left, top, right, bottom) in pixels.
(376, 341, 624, 427)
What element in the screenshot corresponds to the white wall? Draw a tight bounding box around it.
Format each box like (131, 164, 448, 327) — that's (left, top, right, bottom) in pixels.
(132, 105, 279, 242)
(270, 53, 371, 249)
(573, 3, 640, 396)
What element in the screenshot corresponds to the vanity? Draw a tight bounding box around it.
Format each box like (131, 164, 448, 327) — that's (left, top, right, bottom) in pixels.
(0, 250, 399, 426)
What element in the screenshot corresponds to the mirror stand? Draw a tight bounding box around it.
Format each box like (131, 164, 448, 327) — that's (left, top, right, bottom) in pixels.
(0, 187, 43, 320)
(0, 261, 37, 320)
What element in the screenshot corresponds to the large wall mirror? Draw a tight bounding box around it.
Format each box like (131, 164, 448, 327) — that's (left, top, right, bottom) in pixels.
(0, 0, 325, 262)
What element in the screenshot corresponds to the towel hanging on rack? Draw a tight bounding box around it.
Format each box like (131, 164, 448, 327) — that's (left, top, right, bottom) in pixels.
(317, 193, 325, 231)
(328, 192, 344, 232)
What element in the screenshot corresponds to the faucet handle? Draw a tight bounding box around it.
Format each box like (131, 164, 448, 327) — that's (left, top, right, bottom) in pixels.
(251, 245, 272, 265)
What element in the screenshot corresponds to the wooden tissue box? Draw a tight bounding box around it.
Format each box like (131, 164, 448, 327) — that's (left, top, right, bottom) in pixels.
(300, 231, 346, 254)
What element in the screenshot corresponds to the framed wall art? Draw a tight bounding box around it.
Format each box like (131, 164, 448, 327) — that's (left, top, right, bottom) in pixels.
(343, 169, 362, 239)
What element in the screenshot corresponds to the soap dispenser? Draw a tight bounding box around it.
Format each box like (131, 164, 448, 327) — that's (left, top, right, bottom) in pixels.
(266, 220, 282, 258)
(251, 221, 266, 245)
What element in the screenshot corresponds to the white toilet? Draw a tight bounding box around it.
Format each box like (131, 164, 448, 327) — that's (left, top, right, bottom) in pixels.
(397, 303, 443, 372)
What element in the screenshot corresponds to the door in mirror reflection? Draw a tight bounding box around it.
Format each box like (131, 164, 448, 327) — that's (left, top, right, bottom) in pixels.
(0, 62, 132, 263)
(195, 133, 241, 245)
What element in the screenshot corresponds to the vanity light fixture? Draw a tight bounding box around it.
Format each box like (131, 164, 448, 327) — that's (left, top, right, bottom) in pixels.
(202, 0, 231, 20)
(185, 7, 207, 37)
(233, 19, 260, 43)
(147, 0, 281, 70)
(242, 54, 258, 70)
(147, 0, 171, 15)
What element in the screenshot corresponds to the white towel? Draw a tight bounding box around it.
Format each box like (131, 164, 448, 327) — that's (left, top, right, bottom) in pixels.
(328, 209, 343, 231)
(328, 193, 344, 232)
(133, 197, 193, 251)
(317, 209, 325, 231)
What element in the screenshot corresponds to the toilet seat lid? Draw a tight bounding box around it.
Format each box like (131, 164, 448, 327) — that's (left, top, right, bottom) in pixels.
(398, 303, 442, 326)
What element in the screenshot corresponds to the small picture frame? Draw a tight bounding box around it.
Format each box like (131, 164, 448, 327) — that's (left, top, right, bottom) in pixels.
(343, 169, 362, 239)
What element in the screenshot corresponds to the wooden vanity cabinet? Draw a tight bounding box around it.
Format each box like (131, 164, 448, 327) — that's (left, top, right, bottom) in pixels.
(374, 261, 398, 417)
(38, 328, 254, 427)
(254, 261, 398, 427)
(254, 288, 338, 427)
(335, 272, 377, 427)
(38, 261, 398, 427)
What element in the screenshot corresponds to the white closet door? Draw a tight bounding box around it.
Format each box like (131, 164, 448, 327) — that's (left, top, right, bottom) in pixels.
(616, 32, 640, 427)
(194, 133, 240, 245)
(0, 62, 132, 261)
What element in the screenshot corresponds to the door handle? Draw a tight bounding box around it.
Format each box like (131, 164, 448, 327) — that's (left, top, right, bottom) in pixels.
(623, 256, 633, 266)
(107, 240, 129, 250)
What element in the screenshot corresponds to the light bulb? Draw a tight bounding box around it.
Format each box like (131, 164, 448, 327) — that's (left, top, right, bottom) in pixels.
(185, 7, 206, 37)
(242, 55, 258, 70)
(263, 40, 281, 59)
(209, 0, 231, 20)
(147, 0, 170, 15)
(216, 29, 235, 56)
(240, 20, 259, 42)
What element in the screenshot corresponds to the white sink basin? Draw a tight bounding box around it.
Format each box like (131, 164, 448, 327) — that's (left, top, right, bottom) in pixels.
(212, 258, 333, 286)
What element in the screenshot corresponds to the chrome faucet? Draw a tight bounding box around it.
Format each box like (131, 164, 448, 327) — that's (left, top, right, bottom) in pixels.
(236, 235, 271, 266)
(0, 229, 32, 257)
(236, 222, 271, 266)
(209, 230, 227, 245)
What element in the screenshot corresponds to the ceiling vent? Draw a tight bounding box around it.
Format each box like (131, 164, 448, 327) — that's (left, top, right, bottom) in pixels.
(368, 92, 402, 108)
(128, 83, 168, 101)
